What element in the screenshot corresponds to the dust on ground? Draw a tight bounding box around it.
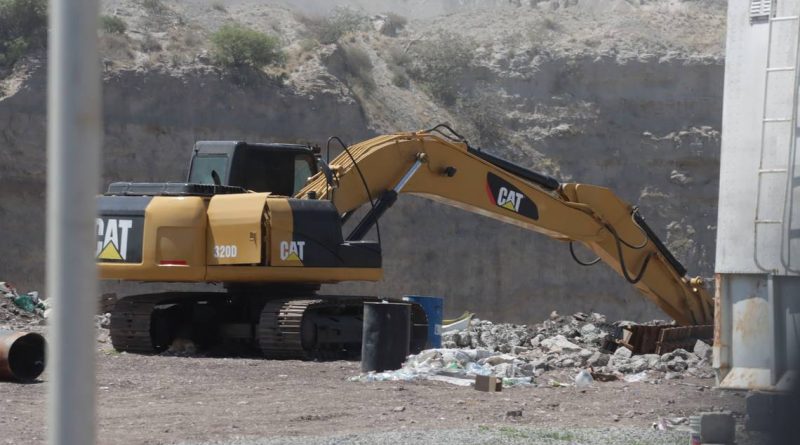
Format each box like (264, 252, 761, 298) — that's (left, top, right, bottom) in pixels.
(0, 351, 765, 445)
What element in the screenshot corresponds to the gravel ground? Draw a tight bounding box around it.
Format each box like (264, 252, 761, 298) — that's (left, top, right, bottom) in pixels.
(0, 352, 768, 445)
(180, 426, 687, 445)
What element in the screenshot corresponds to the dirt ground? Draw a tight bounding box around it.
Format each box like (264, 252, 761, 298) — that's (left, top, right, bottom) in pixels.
(0, 352, 763, 445)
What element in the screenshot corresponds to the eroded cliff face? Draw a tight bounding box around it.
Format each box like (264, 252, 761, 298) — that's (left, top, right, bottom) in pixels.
(0, 0, 723, 323)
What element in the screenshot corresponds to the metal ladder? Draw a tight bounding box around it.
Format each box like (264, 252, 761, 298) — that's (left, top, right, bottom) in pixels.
(753, 5, 800, 272)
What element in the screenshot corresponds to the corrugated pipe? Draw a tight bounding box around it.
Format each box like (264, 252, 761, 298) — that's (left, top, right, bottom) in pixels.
(0, 330, 46, 381)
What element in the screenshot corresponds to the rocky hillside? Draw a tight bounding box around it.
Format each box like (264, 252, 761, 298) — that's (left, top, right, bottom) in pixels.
(0, 0, 726, 323)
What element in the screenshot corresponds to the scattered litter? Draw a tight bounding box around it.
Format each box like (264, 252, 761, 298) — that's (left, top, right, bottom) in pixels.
(441, 311, 474, 333)
(574, 369, 594, 387)
(590, 371, 619, 382)
(475, 374, 502, 392)
(624, 371, 651, 383)
(350, 348, 535, 387)
(505, 409, 523, 419)
(548, 379, 571, 387)
(427, 375, 473, 387)
(652, 416, 689, 431)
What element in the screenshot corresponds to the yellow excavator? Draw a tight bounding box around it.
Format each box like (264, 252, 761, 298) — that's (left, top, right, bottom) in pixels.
(98, 126, 713, 359)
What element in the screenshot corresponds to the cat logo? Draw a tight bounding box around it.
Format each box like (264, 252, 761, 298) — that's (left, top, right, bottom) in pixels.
(486, 172, 539, 220)
(279, 240, 305, 264)
(96, 218, 133, 261)
(496, 187, 524, 212)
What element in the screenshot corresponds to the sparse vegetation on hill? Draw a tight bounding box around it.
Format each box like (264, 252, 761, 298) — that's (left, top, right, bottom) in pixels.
(300, 6, 366, 45)
(141, 0, 165, 14)
(100, 15, 127, 35)
(211, 23, 284, 69)
(0, 0, 46, 69)
(380, 12, 407, 37)
(339, 43, 375, 93)
(407, 32, 475, 105)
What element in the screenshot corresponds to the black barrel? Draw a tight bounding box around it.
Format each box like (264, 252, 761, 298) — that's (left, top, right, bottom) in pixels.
(361, 302, 410, 372)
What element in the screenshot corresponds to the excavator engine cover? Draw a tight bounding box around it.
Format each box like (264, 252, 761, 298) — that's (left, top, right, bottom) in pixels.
(207, 193, 268, 265)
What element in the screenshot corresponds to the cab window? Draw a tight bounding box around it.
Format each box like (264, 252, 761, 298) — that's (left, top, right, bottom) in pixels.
(293, 157, 314, 194)
(189, 155, 228, 185)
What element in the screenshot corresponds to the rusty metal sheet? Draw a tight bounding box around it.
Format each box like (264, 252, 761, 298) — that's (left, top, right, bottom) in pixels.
(618, 324, 712, 355)
(655, 325, 713, 355)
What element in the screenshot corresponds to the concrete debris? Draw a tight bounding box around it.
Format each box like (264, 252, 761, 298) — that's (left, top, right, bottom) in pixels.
(438, 312, 715, 381)
(540, 335, 582, 353)
(693, 339, 712, 361)
(96, 312, 111, 329)
(354, 312, 715, 387)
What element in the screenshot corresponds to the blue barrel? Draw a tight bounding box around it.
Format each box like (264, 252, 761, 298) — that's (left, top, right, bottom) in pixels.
(402, 295, 443, 348)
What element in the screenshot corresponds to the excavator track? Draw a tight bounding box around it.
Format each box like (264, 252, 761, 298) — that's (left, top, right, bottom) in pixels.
(258, 296, 389, 360)
(257, 298, 320, 359)
(110, 293, 425, 359)
(109, 294, 164, 353)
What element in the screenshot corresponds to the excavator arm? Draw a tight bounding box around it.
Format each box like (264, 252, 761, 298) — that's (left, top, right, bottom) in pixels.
(297, 129, 713, 326)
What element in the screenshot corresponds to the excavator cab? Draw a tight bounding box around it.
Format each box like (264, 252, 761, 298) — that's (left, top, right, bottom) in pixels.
(187, 141, 319, 196)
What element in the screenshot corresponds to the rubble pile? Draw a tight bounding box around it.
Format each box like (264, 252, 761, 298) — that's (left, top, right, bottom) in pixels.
(354, 311, 715, 387)
(0, 281, 48, 331)
(1, 281, 113, 346)
(442, 311, 714, 379)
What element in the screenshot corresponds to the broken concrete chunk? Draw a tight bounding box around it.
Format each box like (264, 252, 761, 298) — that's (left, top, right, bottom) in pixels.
(540, 335, 581, 353)
(579, 323, 598, 336)
(578, 348, 594, 359)
(642, 354, 661, 368)
(693, 339, 712, 360)
(613, 346, 633, 359)
(586, 352, 610, 367)
(667, 358, 688, 372)
(510, 345, 529, 355)
(481, 354, 517, 366)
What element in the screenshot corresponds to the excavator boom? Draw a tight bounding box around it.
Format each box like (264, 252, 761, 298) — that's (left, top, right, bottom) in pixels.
(298, 129, 713, 326)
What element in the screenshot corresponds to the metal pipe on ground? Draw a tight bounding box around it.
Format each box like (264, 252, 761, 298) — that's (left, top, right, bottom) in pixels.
(0, 330, 46, 381)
